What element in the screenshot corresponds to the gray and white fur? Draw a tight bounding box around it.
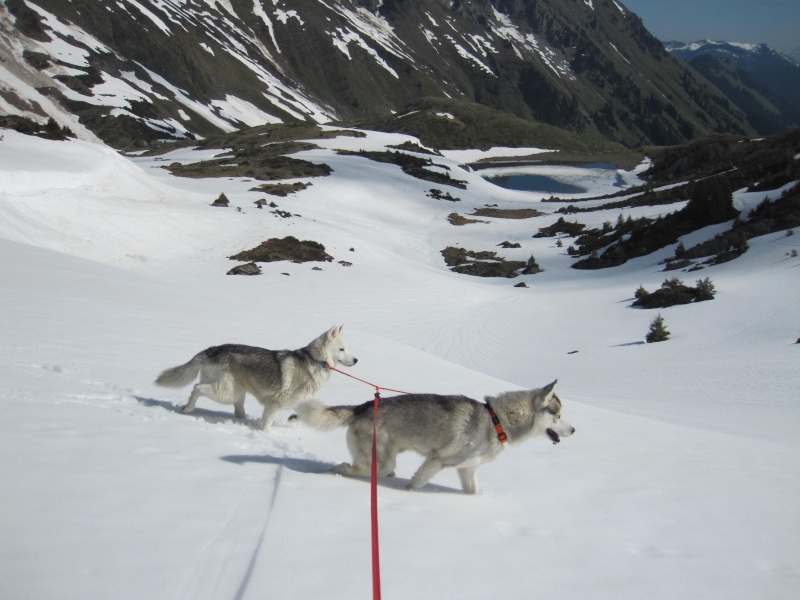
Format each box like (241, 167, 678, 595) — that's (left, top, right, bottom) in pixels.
(293, 380, 574, 494)
(155, 324, 357, 431)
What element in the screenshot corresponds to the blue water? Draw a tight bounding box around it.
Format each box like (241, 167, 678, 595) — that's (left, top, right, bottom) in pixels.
(485, 174, 585, 194)
(485, 162, 618, 193)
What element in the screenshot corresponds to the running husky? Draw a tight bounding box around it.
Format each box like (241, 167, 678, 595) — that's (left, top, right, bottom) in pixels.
(293, 380, 574, 494)
(155, 324, 357, 431)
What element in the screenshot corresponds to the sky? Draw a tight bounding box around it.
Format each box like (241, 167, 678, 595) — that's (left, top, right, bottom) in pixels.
(621, 0, 800, 53)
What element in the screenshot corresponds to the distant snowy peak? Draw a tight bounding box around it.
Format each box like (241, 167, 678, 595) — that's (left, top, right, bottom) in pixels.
(665, 40, 800, 66)
(665, 39, 800, 135)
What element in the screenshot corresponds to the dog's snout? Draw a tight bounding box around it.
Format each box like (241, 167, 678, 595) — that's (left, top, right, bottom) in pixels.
(352, 357, 358, 365)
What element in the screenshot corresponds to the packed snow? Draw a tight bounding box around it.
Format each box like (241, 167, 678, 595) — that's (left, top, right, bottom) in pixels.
(0, 128, 798, 600)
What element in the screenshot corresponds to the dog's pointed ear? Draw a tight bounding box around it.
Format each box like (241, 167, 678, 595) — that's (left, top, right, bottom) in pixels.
(540, 379, 558, 406)
(328, 323, 343, 338)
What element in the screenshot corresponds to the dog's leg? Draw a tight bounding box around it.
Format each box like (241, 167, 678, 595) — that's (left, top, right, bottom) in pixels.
(331, 426, 372, 475)
(183, 383, 212, 413)
(259, 400, 281, 431)
(330, 462, 361, 476)
(233, 393, 246, 419)
(406, 457, 444, 491)
(457, 467, 479, 495)
(378, 447, 398, 478)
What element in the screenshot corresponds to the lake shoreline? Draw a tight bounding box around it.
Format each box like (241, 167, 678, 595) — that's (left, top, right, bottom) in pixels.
(468, 149, 645, 171)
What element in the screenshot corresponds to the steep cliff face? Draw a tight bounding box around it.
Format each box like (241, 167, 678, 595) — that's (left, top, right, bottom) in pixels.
(1, 0, 752, 147)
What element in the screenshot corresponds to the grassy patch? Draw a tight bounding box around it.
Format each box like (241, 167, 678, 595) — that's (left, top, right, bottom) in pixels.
(166, 142, 331, 180)
(229, 236, 333, 264)
(151, 122, 365, 179)
(441, 246, 526, 278)
(196, 122, 365, 150)
(352, 97, 631, 155)
(470, 207, 545, 219)
(249, 182, 311, 196)
(448, 213, 486, 226)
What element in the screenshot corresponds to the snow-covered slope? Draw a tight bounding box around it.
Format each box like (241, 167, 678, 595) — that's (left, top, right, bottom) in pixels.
(1, 130, 798, 599)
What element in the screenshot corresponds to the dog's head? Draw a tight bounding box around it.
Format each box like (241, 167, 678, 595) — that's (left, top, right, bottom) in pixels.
(534, 380, 575, 444)
(320, 323, 358, 368)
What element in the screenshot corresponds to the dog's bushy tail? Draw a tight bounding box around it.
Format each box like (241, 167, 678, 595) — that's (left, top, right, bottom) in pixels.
(154, 353, 204, 388)
(293, 399, 355, 430)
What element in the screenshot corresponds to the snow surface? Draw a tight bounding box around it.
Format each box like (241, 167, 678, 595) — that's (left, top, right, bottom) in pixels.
(1, 128, 798, 600)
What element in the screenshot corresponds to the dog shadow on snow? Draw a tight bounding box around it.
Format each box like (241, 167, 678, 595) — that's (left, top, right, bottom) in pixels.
(137, 397, 459, 493)
(222, 454, 462, 495)
(135, 396, 263, 428)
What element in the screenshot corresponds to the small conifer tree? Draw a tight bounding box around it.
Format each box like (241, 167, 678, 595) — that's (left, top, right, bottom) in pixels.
(646, 314, 670, 343)
(212, 192, 230, 207)
(523, 255, 542, 275)
(694, 277, 716, 300)
(634, 285, 649, 300)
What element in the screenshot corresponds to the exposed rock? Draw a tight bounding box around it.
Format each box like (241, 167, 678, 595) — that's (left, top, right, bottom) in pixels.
(226, 262, 261, 276)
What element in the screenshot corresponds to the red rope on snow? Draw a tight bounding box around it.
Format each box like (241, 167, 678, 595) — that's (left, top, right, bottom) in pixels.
(371, 389, 382, 600)
(326, 366, 411, 600)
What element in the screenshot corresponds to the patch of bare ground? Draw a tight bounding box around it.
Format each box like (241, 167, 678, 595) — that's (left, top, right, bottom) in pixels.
(448, 213, 487, 226)
(229, 236, 333, 264)
(470, 207, 545, 219)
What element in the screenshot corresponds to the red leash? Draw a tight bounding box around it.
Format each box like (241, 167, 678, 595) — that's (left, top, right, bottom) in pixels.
(371, 389, 381, 600)
(327, 365, 411, 395)
(327, 366, 411, 600)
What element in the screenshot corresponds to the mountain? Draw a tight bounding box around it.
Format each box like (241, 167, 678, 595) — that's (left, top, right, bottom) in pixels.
(665, 40, 800, 134)
(0, 0, 754, 149)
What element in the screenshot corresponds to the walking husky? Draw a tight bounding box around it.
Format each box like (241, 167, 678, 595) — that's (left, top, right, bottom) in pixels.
(155, 324, 357, 431)
(293, 380, 574, 494)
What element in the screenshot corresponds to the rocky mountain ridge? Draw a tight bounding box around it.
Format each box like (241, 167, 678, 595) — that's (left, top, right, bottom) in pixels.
(1, 0, 755, 148)
(665, 40, 800, 134)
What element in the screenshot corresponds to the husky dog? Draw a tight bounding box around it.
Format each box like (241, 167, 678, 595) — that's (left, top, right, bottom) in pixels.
(155, 324, 357, 431)
(293, 380, 574, 494)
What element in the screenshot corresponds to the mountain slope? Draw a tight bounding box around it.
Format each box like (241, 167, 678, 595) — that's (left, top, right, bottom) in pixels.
(666, 40, 800, 134)
(1, 0, 753, 148)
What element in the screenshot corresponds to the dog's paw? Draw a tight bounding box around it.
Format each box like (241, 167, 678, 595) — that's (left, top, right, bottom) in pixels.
(181, 405, 193, 414)
(330, 462, 354, 476)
